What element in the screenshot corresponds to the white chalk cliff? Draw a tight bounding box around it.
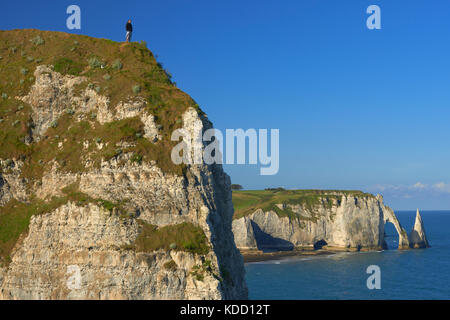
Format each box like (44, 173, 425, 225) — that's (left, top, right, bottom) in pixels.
(232, 193, 412, 251)
(409, 209, 430, 249)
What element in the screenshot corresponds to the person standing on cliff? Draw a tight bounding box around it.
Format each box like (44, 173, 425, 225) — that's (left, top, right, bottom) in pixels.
(125, 20, 133, 42)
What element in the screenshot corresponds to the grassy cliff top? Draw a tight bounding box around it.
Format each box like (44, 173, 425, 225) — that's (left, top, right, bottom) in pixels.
(232, 189, 376, 220)
(0, 29, 203, 178)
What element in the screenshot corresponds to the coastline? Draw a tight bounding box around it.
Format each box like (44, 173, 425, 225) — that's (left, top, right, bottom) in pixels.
(240, 246, 384, 263)
(241, 249, 336, 263)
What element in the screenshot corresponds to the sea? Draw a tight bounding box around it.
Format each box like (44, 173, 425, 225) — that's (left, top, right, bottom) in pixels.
(245, 211, 450, 300)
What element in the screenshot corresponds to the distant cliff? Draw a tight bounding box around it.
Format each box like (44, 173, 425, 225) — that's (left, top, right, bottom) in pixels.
(232, 190, 412, 252)
(0, 29, 247, 299)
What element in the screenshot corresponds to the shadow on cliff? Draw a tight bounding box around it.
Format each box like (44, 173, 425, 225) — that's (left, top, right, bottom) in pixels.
(250, 221, 294, 252)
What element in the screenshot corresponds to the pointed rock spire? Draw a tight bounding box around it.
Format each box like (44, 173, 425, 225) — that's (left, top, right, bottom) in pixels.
(409, 209, 430, 248)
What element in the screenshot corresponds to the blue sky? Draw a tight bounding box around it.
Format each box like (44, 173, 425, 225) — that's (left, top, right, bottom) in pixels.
(1, 1, 450, 210)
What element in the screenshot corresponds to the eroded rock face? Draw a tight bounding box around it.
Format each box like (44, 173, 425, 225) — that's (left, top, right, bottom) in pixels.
(0, 202, 223, 300)
(232, 194, 410, 251)
(0, 65, 247, 300)
(409, 209, 430, 249)
(20, 65, 87, 140)
(19, 65, 161, 143)
(0, 159, 28, 205)
(232, 217, 257, 250)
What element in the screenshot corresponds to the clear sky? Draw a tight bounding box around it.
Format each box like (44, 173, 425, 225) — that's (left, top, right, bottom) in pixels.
(1, 0, 450, 210)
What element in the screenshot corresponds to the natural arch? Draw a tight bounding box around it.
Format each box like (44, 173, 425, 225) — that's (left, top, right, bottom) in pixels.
(383, 207, 410, 250)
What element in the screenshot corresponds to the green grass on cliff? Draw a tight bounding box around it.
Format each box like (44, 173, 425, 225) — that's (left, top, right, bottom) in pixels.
(0, 198, 64, 267)
(130, 221, 209, 255)
(232, 189, 375, 220)
(0, 29, 203, 179)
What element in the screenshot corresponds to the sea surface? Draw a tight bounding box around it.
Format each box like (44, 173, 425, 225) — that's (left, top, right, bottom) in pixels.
(245, 211, 450, 299)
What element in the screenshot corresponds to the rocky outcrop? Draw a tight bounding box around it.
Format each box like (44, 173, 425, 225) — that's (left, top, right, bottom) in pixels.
(409, 209, 430, 249)
(20, 65, 161, 143)
(231, 217, 257, 250)
(0, 160, 28, 205)
(232, 193, 410, 252)
(0, 34, 247, 300)
(20, 65, 87, 140)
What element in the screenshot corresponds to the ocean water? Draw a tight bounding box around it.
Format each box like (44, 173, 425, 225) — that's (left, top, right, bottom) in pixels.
(245, 211, 450, 299)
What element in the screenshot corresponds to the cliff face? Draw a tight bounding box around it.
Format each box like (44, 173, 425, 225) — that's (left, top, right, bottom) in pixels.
(0, 30, 247, 299)
(232, 191, 410, 251)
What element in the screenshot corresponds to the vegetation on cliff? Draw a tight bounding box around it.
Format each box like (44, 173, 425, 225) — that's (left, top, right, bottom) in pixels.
(131, 221, 209, 255)
(0, 29, 203, 179)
